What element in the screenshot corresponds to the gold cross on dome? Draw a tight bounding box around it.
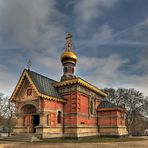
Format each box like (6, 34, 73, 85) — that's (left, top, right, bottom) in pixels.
(65, 32, 73, 51)
(27, 59, 32, 70)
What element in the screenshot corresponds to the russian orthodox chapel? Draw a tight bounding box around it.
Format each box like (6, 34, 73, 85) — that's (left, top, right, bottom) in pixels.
(10, 33, 128, 138)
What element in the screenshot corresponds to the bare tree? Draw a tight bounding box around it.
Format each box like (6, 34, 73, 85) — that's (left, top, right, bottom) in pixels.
(104, 88, 147, 135)
(142, 96, 148, 116)
(0, 93, 16, 136)
(0, 93, 6, 125)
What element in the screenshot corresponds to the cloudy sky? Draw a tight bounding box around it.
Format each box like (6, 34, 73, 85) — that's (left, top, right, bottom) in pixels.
(0, 0, 148, 97)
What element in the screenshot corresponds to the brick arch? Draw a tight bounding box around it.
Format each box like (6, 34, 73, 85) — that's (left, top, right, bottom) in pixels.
(20, 104, 37, 114)
(18, 101, 38, 112)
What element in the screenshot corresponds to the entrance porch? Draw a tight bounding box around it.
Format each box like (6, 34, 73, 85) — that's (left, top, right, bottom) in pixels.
(13, 104, 41, 134)
(13, 103, 63, 139)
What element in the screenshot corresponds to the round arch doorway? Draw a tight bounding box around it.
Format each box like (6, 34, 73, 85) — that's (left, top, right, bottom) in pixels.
(21, 104, 40, 133)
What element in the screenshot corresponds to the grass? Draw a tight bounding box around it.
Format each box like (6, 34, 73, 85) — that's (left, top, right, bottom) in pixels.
(42, 136, 146, 143)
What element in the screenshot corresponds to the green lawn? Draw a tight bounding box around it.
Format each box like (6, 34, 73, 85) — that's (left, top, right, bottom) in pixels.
(43, 136, 146, 143)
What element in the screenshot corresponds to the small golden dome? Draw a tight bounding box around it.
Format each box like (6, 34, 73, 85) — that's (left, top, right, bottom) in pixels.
(61, 51, 77, 64)
(61, 33, 78, 65)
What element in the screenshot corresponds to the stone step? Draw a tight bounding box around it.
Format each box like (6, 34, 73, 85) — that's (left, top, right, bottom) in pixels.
(12, 135, 33, 138)
(0, 134, 33, 142)
(0, 138, 32, 142)
(0, 138, 31, 142)
(3, 137, 31, 139)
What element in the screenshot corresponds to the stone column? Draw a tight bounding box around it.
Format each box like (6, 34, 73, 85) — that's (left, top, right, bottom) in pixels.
(39, 112, 48, 127)
(17, 115, 24, 126)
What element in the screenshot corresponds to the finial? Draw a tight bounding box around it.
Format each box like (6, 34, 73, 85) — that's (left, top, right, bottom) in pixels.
(65, 32, 73, 51)
(27, 59, 32, 70)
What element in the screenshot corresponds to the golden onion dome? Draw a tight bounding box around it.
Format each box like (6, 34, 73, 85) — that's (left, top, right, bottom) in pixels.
(61, 51, 77, 65)
(61, 32, 78, 65)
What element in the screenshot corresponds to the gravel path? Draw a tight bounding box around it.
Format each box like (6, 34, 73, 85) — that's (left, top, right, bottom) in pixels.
(0, 138, 148, 148)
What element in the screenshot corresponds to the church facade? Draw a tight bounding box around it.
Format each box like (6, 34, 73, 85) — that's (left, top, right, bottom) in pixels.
(10, 33, 128, 138)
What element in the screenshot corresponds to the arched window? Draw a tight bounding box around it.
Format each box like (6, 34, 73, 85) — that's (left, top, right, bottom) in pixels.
(72, 67, 74, 73)
(64, 67, 68, 73)
(90, 101, 93, 114)
(47, 114, 50, 126)
(27, 88, 32, 96)
(57, 111, 62, 124)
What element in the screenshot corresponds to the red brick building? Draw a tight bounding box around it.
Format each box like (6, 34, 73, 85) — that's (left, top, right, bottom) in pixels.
(10, 33, 128, 138)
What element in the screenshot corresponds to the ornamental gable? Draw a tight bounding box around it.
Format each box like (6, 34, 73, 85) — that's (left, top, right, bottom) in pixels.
(12, 74, 38, 102)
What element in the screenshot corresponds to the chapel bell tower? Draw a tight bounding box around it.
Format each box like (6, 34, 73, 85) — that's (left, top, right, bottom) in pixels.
(60, 33, 77, 81)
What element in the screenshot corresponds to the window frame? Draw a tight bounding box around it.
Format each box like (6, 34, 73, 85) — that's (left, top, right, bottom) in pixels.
(57, 111, 62, 124)
(26, 88, 32, 96)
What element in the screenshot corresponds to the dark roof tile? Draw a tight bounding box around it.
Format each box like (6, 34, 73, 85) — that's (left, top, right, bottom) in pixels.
(98, 100, 117, 108)
(26, 70, 61, 99)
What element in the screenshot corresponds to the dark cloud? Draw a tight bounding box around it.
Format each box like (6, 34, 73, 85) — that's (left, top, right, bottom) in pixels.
(0, 0, 148, 96)
(0, 0, 65, 49)
(136, 49, 148, 74)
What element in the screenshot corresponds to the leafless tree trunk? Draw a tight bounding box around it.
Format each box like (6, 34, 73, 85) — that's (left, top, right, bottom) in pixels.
(0, 93, 16, 136)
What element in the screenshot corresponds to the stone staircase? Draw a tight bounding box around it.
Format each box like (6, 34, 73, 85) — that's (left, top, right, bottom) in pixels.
(0, 133, 34, 142)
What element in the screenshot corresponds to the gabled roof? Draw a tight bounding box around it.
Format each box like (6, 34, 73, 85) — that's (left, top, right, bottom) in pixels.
(10, 69, 65, 103)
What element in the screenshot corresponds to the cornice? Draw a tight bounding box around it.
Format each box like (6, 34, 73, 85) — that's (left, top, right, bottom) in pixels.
(53, 77, 107, 97)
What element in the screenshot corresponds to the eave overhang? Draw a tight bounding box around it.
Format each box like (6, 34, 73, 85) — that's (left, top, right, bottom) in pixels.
(97, 107, 126, 112)
(53, 77, 107, 97)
